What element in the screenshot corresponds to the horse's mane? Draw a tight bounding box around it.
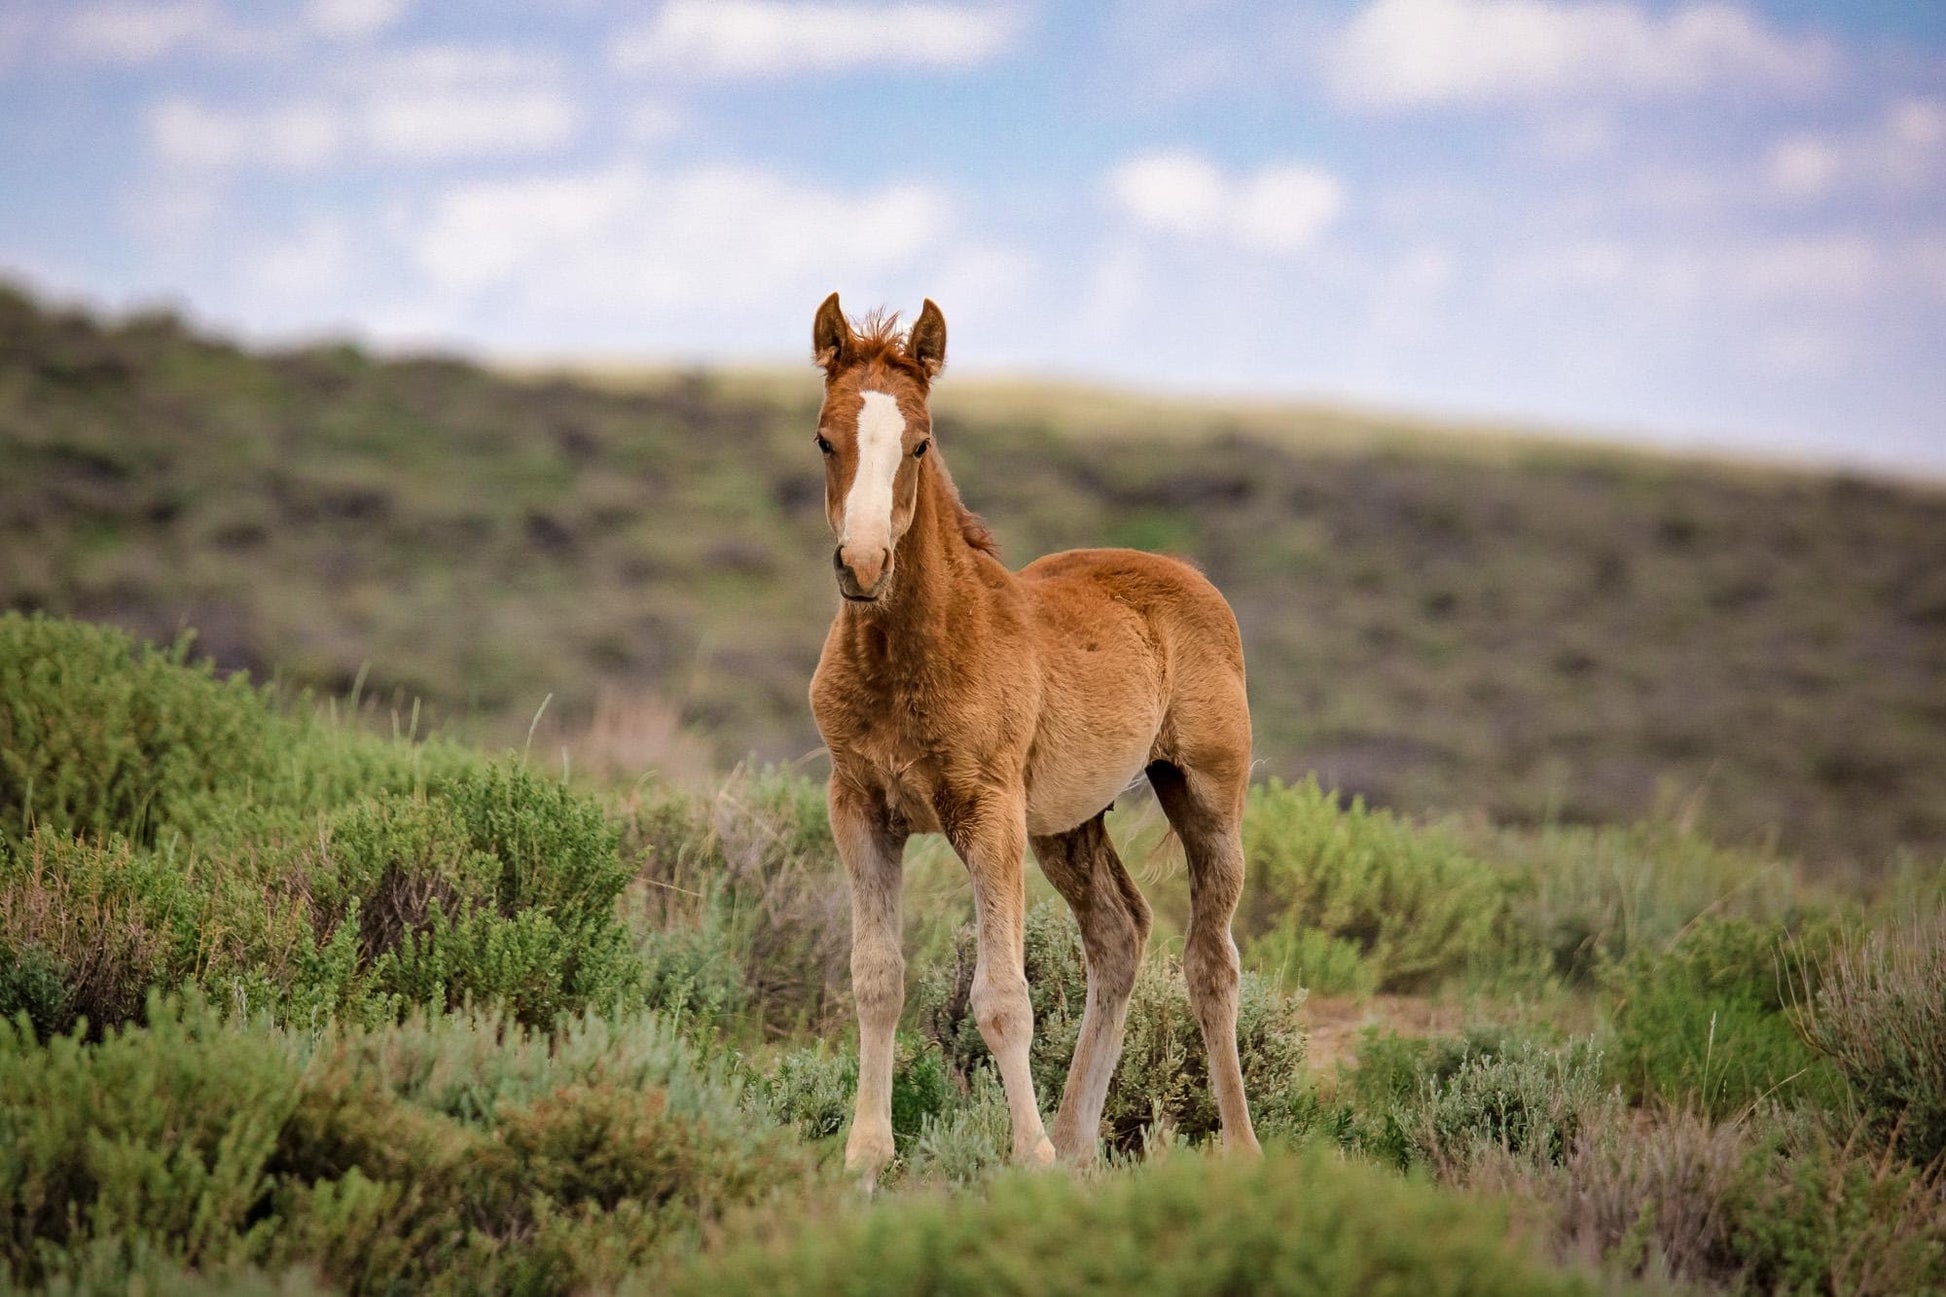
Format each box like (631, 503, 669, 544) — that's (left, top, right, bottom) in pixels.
(837, 308, 997, 558)
(942, 467, 1000, 556)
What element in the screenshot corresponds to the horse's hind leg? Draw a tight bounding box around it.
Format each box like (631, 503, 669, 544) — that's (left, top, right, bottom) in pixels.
(1031, 813, 1152, 1163)
(1149, 752, 1261, 1153)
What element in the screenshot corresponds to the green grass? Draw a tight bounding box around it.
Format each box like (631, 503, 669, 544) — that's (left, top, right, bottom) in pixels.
(5, 282, 1944, 869)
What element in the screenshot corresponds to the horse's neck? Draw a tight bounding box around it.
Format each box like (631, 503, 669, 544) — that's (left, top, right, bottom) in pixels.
(841, 461, 987, 666)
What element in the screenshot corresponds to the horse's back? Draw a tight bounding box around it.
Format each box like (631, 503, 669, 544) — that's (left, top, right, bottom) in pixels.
(1018, 547, 1244, 677)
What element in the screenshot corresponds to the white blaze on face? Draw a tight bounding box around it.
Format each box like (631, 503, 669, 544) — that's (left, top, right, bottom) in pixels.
(841, 390, 905, 556)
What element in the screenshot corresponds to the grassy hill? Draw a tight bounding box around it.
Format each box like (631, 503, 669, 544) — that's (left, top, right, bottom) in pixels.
(4, 281, 1944, 868)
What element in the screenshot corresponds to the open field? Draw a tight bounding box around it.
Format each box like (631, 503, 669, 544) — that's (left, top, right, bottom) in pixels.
(5, 283, 1945, 870)
(3, 613, 1942, 1294)
(4, 284, 1944, 1292)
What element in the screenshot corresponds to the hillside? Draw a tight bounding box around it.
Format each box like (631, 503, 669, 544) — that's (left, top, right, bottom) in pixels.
(3, 282, 1944, 867)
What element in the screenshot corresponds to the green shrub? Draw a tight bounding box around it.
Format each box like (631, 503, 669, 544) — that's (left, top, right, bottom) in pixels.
(753, 1034, 951, 1153)
(658, 1145, 1602, 1297)
(1419, 1037, 1615, 1172)
(0, 997, 815, 1294)
(620, 769, 850, 1033)
(0, 763, 637, 1032)
(1730, 1125, 1946, 1297)
(1241, 779, 1527, 994)
(915, 901, 1311, 1153)
(1492, 818, 1807, 986)
(0, 612, 461, 849)
(1604, 917, 1845, 1118)
(0, 616, 640, 1031)
(1798, 908, 1946, 1165)
(0, 614, 286, 846)
(1343, 1028, 1614, 1174)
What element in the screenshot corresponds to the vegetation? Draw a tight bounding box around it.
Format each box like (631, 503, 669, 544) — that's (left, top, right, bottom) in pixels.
(5, 282, 1944, 868)
(2, 615, 1940, 1292)
(658, 1146, 1599, 1297)
(3, 276, 1944, 1291)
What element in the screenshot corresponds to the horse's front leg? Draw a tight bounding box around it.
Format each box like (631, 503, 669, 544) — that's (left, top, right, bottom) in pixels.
(944, 785, 1056, 1166)
(832, 776, 908, 1187)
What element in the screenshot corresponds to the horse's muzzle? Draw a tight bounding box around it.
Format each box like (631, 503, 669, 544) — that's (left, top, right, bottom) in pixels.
(835, 544, 891, 602)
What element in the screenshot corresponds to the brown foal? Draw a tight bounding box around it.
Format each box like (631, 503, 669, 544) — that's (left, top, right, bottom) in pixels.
(806, 293, 1259, 1183)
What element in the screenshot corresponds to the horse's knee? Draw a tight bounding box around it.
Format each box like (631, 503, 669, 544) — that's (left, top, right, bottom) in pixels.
(1183, 929, 1240, 1008)
(971, 965, 1033, 1048)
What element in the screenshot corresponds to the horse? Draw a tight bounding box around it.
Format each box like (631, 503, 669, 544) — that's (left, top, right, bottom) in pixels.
(806, 293, 1259, 1182)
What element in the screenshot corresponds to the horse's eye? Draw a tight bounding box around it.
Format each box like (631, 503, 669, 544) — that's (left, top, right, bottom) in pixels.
(913, 439, 931, 459)
(815, 434, 833, 455)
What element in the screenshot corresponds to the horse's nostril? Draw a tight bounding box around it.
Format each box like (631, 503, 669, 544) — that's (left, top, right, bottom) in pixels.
(832, 546, 846, 572)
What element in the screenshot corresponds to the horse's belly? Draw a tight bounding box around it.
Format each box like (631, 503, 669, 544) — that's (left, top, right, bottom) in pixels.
(1023, 727, 1154, 837)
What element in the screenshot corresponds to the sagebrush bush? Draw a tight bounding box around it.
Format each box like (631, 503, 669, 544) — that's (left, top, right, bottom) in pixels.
(752, 1034, 951, 1154)
(1603, 916, 1845, 1119)
(1343, 1028, 1615, 1174)
(1798, 908, 1946, 1165)
(0, 616, 640, 1031)
(1547, 1107, 1751, 1288)
(656, 1145, 1600, 1297)
(915, 901, 1311, 1152)
(0, 996, 816, 1294)
(1729, 1124, 1946, 1297)
(1241, 778, 1528, 993)
(0, 612, 464, 848)
(1419, 1037, 1616, 1173)
(621, 769, 851, 1032)
(1491, 818, 1807, 985)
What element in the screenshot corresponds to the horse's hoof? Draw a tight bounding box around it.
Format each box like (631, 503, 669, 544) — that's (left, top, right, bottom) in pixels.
(845, 1122, 895, 1185)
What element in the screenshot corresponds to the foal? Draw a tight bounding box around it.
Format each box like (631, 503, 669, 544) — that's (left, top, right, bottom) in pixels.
(807, 294, 1259, 1181)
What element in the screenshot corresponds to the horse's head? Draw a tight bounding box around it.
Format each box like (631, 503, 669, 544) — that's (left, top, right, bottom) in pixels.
(810, 292, 947, 605)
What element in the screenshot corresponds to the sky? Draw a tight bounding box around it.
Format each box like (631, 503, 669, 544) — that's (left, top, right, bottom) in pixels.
(1, 0, 1943, 473)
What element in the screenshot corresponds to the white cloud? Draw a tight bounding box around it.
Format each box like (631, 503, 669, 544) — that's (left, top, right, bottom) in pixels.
(364, 88, 577, 160)
(144, 45, 581, 169)
(1767, 99, 1946, 200)
(612, 1, 1017, 77)
(248, 217, 355, 298)
(1327, 0, 1829, 110)
(62, 0, 220, 63)
(306, 0, 411, 40)
(405, 162, 955, 320)
(148, 97, 347, 171)
(1108, 152, 1344, 255)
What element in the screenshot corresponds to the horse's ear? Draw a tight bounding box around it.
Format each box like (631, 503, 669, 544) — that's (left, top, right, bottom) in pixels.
(909, 299, 947, 378)
(813, 292, 852, 374)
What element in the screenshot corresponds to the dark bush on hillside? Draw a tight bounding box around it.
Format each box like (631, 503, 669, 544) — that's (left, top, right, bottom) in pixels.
(0, 998, 813, 1294)
(1798, 910, 1946, 1165)
(1604, 917, 1845, 1118)
(658, 1145, 1597, 1297)
(915, 901, 1311, 1152)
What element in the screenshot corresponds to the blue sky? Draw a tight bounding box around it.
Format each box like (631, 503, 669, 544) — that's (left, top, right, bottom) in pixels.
(2, 1, 1942, 472)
